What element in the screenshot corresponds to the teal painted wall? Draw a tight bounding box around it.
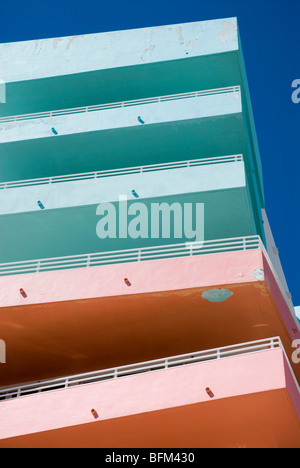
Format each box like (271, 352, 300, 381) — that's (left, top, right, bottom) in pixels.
(0, 17, 267, 265)
(0, 188, 254, 263)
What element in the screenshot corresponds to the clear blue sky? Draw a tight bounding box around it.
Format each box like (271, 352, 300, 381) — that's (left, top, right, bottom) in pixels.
(0, 0, 299, 304)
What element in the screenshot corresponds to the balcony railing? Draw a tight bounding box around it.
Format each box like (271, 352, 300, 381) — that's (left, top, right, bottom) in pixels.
(0, 86, 241, 124)
(0, 235, 261, 277)
(0, 154, 243, 190)
(0, 337, 282, 401)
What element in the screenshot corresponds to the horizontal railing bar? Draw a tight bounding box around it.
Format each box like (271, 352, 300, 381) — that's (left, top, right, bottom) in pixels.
(4, 339, 275, 396)
(166, 339, 280, 362)
(0, 248, 255, 274)
(0, 154, 243, 190)
(0, 338, 281, 395)
(0, 337, 281, 400)
(0, 86, 240, 124)
(0, 235, 260, 268)
(0, 236, 261, 275)
(0, 337, 280, 389)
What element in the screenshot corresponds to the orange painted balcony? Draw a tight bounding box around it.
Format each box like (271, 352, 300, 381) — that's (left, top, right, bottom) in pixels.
(0, 236, 299, 388)
(0, 337, 299, 448)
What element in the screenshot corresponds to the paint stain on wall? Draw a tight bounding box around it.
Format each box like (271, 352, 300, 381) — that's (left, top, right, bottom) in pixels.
(4, 124, 14, 131)
(216, 31, 229, 42)
(53, 38, 64, 49)
(185, 39, 199, 55)
(223, 21, 237, 31)
(216, 21, 237, 43)
(176, 27, 184, 45)
(201, 288, 233, 303)
(252, 269, 264, 281)
(66, 35, 85, 50)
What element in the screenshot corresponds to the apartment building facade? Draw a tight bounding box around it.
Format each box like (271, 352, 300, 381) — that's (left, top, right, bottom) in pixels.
(0, 18, 299, 448)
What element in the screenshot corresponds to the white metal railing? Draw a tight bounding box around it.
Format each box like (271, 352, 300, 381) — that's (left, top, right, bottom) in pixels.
(0, 337, 282, 401)
(0, 154, 243, 190)
(0, 235, 261, 277)
(0, 86, 240, 124)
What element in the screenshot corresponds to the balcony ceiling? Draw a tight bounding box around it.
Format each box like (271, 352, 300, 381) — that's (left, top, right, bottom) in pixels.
(0, 261, 299, 387)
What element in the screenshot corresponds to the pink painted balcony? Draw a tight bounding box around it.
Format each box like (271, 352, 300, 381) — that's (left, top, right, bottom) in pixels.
(0, 337, 299, 448)
(0, 236, 299, 387)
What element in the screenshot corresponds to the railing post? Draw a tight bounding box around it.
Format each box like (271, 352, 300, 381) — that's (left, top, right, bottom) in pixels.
(87, 255, 91, 267)
(36, 260, 41, 273)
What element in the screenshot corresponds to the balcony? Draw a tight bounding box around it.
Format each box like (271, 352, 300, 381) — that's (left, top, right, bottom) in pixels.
(0, 17, 264, 231)
(0, 18, 240, 118)
(0, 154, 261, 264)
(0, 87, 264, 241)
(0, 154, 245, 212)
(0, 87, 243, 181)
(0, 337, 299, 448)
(0, 236, 299, 388)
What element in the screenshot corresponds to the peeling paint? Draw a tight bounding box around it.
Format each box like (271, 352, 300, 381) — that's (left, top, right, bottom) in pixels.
(66, 35, 85, 50)
(223, 21, 237, 31)
(1, 18, 239, 83)
(53, 38, 63, 49)
(34, 40, 44, 53)
(216, 31, 229, 43)
(201, 288, 233, 303)
(216, 20, 237, 43)
(185, 38, 199, 54)
(176, 27, 184, 45)
(252, 269, 264, 281)
(139, 44, 155, 63)
(141, 44, 155, 59)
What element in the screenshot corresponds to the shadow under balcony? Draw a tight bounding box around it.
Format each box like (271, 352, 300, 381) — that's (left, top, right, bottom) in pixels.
(0, 237, 299, 388)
